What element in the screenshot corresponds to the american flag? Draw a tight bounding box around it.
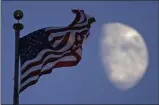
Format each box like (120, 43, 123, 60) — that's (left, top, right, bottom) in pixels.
(19, 9, 96, 93)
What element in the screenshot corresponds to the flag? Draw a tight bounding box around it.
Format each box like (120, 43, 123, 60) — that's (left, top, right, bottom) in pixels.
(19, 9, 96, 93)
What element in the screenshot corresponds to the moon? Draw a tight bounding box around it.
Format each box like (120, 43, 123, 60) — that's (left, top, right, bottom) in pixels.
(100, 23, 149, 90)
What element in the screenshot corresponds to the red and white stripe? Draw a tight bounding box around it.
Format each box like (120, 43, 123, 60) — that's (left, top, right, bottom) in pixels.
(20, 9, 92, 93)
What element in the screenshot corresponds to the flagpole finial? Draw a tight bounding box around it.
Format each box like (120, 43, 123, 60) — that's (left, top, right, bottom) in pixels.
(14, 10, 23, 21)
(13, 10, 24, 30)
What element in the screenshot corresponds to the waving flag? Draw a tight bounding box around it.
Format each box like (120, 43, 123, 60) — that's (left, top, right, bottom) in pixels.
(19, 9, 96, 93)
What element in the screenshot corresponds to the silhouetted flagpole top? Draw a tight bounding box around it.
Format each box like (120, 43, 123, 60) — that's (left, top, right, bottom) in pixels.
(14, 10, 23, 20)
(13, 10, 24, 30)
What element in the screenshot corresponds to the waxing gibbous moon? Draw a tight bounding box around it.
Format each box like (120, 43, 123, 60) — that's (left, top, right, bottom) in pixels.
(100, 23, 149, 90)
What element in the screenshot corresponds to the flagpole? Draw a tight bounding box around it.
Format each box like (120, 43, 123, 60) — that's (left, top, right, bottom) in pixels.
(13, 10, 23, 105)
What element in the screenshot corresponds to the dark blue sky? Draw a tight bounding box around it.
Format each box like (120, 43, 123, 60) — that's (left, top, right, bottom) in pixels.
(2, 1, 158, 104)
